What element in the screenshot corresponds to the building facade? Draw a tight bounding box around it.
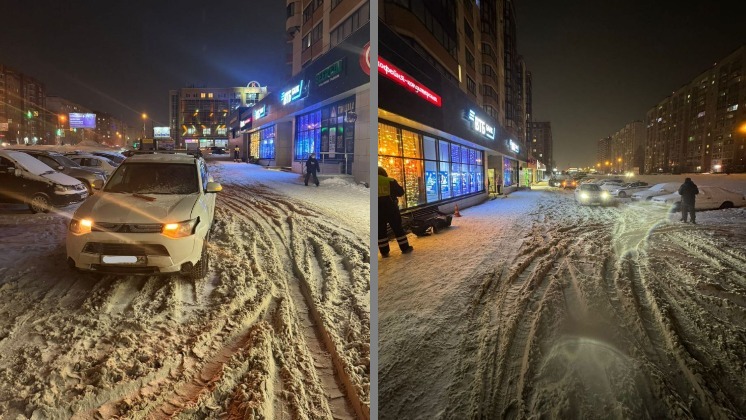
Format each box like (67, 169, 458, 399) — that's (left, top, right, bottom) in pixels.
(529, 121, 552, 178)
(609, 121, 645, 174)
(646, 45, 745, 174)
(0, 65, 48, 145)
(596, 136, 611, 172)
(93, 112, 130, 147)
(169, 83, 268, 149)
(229, 0, 371, 184)
(46, 96, 93, 146)
(379, 0, 531, 210)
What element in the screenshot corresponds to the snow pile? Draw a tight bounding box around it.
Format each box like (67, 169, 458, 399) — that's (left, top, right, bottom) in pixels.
(379, 179, 746, 419)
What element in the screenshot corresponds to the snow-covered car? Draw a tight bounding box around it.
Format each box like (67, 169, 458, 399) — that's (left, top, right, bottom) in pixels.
(610, 181, 650, 198)
(66, 153, 222, 278)
(651, 186, 746, 210)
(66, 153, 118, 176)
(574, 183, 614, 206)
(0, 150, 88, 213)
(630, 182, 680, 201)
(599, 180, 627, 192)
(89, 151, 126, 165)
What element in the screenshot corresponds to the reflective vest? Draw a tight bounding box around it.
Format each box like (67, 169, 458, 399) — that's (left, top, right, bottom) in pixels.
(378, 175, 393, 197)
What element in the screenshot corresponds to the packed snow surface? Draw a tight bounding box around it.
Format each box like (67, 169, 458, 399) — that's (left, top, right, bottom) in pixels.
(0, 159, 370, 419)
(379, 175, 746, 419)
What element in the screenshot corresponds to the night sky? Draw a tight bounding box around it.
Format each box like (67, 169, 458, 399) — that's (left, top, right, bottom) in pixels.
(0, 0, 286, 132)
(514, 0, 746, 169)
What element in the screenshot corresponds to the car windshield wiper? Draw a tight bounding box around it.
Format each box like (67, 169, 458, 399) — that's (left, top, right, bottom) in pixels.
(132, 193, 156, 202)
(40, 170, 56, 175)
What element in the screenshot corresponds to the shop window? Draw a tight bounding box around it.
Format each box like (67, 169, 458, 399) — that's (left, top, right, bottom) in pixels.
(295, 110, 321, 160)
(250, 131, 260, 158)
(401, 130, 422, 158)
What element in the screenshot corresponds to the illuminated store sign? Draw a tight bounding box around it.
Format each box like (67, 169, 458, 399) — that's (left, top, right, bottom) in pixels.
(467, 109, 495, 140)
(316, 59, 345, 87)
(280, 80, 307, 106)
(240, 116, 252, 128)
(153, 127, 170, 138)
(253, 105, 266, 120)
(509, 139, 520, 153)
(378, 57, 442, 107)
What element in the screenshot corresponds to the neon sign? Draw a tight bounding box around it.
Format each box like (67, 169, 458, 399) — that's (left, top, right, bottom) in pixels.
(378, 57, 441, 107)
(316, 59, 344, 86)
(509, 139, 520, 153)
(467, 109, 495, 140)
(280, 80, 307, 105)
(253, 105, 266, 120)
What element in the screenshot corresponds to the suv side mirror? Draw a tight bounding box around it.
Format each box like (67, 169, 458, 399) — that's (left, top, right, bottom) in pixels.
(205, 182, 222, 193)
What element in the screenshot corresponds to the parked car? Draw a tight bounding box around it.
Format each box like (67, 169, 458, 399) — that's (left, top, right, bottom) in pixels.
(574, 183, 614, 206)
(0, 150, 89, 213)
(631, 182, 681, 201)
(651, 186, 746, 210)
(89, 151, 126, 165)
(66, 153, 222, 278)
(65, 153, 118, 176)
(599, 180, 627, 192)
(610, 181, 650, 197)
(7, 148, 107, 194)
(561, 178, 578, 189)
(548, 177, 564, 187)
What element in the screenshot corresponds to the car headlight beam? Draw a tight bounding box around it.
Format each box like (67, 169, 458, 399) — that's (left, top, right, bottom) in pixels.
(162, 218, 199, 238)
(70, 218, 93, 234)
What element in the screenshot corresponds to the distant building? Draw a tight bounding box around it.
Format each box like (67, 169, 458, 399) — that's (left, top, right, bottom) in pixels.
(94, 112, 129, 147)
(168, 83, 268, 149)
(0, 65, 47, 144)
(646, 45, 745, 173)
(597, 136, 612, 172)
(46, 96, 93, 145)
(229, 0, 371, 184)
(530, 121, 553, 177)
(610, 121, 645, 174)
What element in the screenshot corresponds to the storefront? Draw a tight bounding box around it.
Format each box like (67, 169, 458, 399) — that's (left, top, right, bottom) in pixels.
(294, 96, 356, 173)
(378, 121, 484, 209)
(250, 124, 276, 163)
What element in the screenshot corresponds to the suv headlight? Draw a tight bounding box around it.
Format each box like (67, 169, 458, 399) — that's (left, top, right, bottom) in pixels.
(70, 218, 93, 234)
(162, 218, 199, 238)
(601, 191, 610, 199)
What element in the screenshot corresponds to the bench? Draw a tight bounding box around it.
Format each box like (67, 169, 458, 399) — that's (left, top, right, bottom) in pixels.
(401, 205, 453, 237)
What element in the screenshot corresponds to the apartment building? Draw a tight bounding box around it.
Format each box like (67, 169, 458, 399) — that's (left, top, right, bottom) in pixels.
(645, 45, 745, 173)
(378, 0, 531, 210)
(0, 65, 48, 144)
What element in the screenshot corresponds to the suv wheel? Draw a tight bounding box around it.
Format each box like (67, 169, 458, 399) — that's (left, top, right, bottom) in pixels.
(29, 194, 51, 213)
(189, 241, 210, 280)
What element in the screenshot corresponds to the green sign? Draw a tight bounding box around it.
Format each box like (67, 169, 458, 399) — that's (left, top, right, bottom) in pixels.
(316, 59, 345, 87)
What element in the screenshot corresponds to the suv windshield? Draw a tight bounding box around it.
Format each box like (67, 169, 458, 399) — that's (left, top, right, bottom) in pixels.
(580, 184, 601, 191)
(104, 162, 198, 194)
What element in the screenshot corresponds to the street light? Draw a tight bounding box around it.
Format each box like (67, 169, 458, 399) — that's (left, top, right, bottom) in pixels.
(141, 113, 148, 138)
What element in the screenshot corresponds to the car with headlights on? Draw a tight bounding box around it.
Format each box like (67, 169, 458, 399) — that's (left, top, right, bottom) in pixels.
(631, 182, 680, 201)
(0, 150, 88, 213)
(66, 153, 221, 279)
(651, 186, 746, 211)
(574, 183, 614, 206)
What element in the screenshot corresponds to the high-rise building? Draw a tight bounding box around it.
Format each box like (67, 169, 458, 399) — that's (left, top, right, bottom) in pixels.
(94, 112, 130, 147)
(646, 45, 745, 173)
(378, 0, 531, 208)
(530, 121, 553, 176)
(229, 0, 371, 184)
(597, 136, 612, 171)
(610, 121, 645, 174)
(0, 65, 47, 144)
(169, 84, 268, 149)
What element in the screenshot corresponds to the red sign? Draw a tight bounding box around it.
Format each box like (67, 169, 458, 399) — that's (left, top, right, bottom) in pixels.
(360, 42, 370, 75)
(378, 57, 442, 107)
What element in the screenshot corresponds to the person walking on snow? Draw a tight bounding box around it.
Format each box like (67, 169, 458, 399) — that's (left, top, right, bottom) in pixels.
(378, 166, 413, 257)
(305, 153, 320, 186)
(233, 145, 240, 162)
(678, 177, 699, 224)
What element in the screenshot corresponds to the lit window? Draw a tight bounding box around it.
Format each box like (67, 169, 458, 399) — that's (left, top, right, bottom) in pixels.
(200, 93, 206, 98)
(727, 104, 738, 112)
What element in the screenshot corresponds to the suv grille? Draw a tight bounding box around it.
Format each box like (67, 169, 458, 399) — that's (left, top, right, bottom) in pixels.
(82, 242, 170, 256)
(93, 222, 163, 233)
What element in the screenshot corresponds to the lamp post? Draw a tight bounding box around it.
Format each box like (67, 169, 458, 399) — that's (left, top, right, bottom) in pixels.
(141, 113, 148, 139)
(57, 114, 67, 145)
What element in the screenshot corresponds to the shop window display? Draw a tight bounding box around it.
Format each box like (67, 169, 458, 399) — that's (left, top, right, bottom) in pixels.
(295, 111, 321, 160)
(250, 131, 260, 157)
(378, 121, 485, 209)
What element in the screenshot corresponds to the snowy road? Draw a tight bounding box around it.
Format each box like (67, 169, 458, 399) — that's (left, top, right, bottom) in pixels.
(379, 187, 746, 419)
(0, 161, 370, 419)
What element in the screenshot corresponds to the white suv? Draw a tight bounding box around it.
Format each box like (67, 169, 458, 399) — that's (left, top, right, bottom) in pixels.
(66, 153, 221, 278)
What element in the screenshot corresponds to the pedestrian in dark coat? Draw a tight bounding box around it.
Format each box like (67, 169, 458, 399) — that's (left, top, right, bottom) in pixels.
(233, 146, 240, 162)
(305, 153, 320, 186)
(378, 166, 413, 257)
(678, 177, 699, 223)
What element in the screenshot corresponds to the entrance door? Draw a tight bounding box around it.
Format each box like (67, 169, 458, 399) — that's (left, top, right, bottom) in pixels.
(487, 168, 495, 193)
